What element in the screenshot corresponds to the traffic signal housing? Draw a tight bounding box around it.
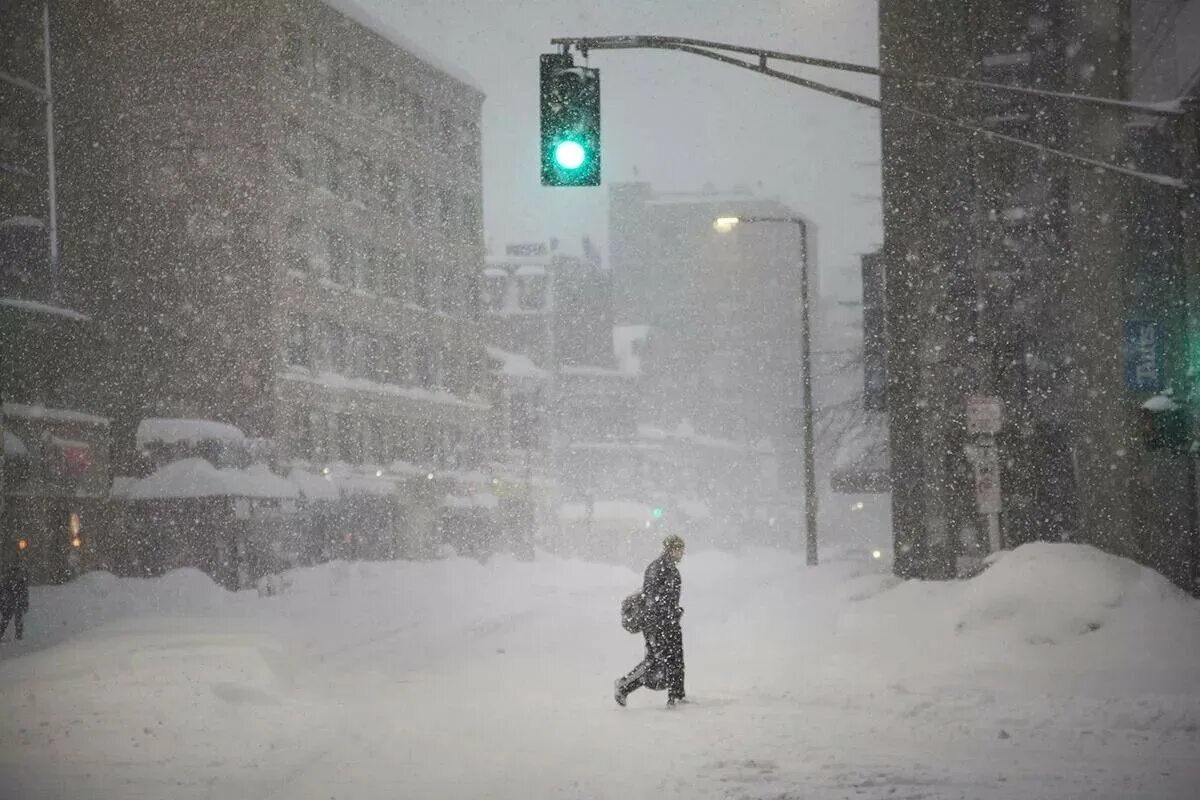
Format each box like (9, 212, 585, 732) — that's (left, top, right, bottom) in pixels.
(540, 53, 600, 187)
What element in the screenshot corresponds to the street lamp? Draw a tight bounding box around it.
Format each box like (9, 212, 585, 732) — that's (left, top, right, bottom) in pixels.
(713, 215, 819, 566)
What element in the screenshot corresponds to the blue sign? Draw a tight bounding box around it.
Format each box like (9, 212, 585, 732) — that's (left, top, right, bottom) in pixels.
(1125, 320, 1164, 392)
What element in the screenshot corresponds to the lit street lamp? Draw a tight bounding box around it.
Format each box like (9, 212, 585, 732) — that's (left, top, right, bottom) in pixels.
(713, 215, 819, 566)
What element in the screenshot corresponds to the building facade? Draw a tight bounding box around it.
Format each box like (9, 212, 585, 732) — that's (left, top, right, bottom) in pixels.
(609, 183, 815, 460)
(1, 0, 111, 584)
(879, 0, 1199, 590)
(37, 0, 488, 570)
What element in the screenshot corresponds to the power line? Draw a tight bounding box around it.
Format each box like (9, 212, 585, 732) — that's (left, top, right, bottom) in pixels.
(550, 35, 1195, 191)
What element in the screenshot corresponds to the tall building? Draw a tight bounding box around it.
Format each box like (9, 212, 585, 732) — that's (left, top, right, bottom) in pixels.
(879, 0, 1197, 588)
(1, 0, 111, 584)
(51, 0, 489, 483)
(609, 183, 815, 456)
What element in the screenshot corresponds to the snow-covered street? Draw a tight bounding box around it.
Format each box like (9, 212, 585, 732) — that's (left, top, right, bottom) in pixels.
(1, 544, 1198, 800)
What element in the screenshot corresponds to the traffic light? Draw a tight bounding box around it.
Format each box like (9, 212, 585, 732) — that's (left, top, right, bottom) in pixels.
(540, 53, 600, 187)
(652, 506, 664, 520)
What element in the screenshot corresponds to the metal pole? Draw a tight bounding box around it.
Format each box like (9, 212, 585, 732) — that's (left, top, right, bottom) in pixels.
(43, 2, 60, 298)
(796, 221, 818, 566)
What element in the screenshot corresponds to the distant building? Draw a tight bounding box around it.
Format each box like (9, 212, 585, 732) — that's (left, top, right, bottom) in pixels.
(44, 0, 488, 568)
(609, 182, 815, 479)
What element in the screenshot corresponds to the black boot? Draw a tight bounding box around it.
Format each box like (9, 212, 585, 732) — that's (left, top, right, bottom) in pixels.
(614, 678, 628, 707)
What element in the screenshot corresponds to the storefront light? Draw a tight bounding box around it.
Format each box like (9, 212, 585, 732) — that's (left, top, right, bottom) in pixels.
(69, 511, 82, 536)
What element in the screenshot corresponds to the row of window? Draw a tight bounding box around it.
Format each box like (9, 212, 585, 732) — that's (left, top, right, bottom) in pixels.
(282, 219, 480, 316)
(481, 272, 549, 313)
(285, 314, 481, 400)
(287, 407, 481, 471)
(280, 28, 480, 161)
(280, 126, 481, 228)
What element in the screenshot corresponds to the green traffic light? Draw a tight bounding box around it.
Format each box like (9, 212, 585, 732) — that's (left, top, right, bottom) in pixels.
(652, 506, 664, 520)
(554, 139, 587, 171)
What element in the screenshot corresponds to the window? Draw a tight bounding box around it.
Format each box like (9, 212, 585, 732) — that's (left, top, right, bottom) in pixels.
(289, 407, 312, 459)
(337, 414, 361, 463)
(518, 275, 546, 310)
(327, 230, 347, 283)
(348, 244, 369, 290)
(283, 216, 306, 269)
(285, 314, 309, 367)
(412, 260, 430, 307)
(482, 273, 506, 311)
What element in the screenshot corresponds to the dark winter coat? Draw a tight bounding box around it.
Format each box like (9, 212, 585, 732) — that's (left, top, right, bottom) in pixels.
(641, 552, 682, 633)
(1, 561, 30, 614)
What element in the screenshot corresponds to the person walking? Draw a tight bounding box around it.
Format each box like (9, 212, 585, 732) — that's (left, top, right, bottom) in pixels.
(1, 539, 31, 642)
(615, 535, 687, 707)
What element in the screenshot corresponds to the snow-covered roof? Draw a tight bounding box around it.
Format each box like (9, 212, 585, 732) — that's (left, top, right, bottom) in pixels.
(320, 0, 483, 94)
(288, 468, 340, 502)
(559, 365, 633, 380)
(515, 265, 547, 278)
(136, 418, 246, 448)
(281, 368, 490, 413)
(486, 346, 548, 382)
(0, 215, 44, 229)
(115, 459, 298, 500)
(3, 402, 110, 427)
(0, 297, 90, 322)
(1142, 394, 1180, 412)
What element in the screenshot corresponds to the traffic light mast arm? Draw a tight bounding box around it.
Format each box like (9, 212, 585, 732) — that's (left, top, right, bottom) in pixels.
(550, 34, 1196, 191)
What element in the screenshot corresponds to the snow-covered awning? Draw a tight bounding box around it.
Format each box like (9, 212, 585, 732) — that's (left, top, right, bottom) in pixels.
(0, 296, 90, 322)
(288, 468, 340, 502)
(486, 346, 548, 382)
(136, 418, 246, 448)
(115, 458, 298, 501)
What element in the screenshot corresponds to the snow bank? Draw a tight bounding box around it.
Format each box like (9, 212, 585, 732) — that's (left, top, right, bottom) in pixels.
(115, 458, 298, 500)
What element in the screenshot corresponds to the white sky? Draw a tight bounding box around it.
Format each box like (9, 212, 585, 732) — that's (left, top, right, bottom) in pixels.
(344, 0, 882, 298)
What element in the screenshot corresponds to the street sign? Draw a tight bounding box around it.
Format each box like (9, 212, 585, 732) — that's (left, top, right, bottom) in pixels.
(1124, 320, 1164, 392)
(965, 444, 1002, 514)
(965, 396, 1003, 436)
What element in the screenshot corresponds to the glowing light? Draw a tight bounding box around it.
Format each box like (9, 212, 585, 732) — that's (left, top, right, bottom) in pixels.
(851, 501, 865, 511)
(17, 538, 28, 551)
(553, 139, 587, 170)
(375, 469, 384, 478)
(713, 216, 740, 233)
(71, 537, 82, 548)
(322, 466, 331, 476)
(427, 473, 435, 481)
(68, 511, 82, 536)
(872, 549, 882, 560)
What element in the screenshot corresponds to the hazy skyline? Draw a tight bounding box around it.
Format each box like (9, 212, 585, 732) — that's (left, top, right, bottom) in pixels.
(342, 0, 882, 298)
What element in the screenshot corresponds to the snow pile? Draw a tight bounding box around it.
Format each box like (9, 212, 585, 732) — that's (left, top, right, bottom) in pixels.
(2, 545, 1198, 799)
(135, 417, 246, 447)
